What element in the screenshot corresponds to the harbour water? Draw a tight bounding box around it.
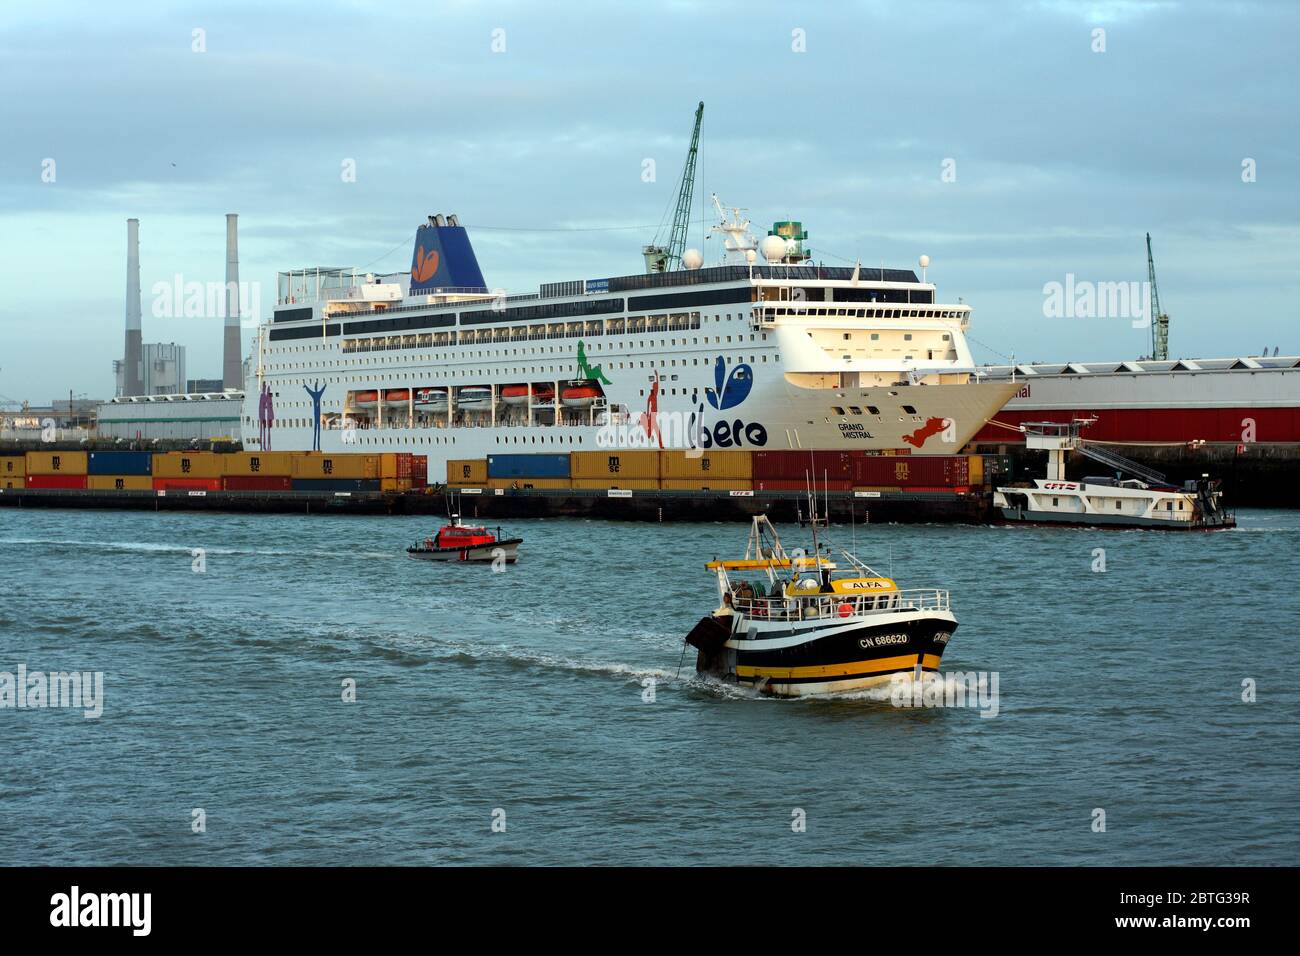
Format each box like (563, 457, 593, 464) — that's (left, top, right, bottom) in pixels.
(2, 507, 1297, 865)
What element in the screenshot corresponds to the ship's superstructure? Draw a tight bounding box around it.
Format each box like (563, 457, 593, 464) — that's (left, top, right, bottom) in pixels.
(240, 209, 1018, 471)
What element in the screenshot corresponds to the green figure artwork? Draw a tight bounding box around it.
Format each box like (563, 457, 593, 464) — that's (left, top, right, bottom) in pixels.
(577, 340, 612, 385)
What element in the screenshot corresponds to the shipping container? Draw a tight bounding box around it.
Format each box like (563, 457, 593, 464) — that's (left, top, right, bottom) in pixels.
(25, 473, 88, 489)
(153, 477, 222, 491)
(153, 452, 227, 479)
(380, 478, 413, 493)
(1, 477, 20, 489)
(968, 455, 985, 486)
(291, 453, 379, 479)
(446, 459, 488, 484)
(290, 478, 381, 493)
(486, 453, 571, 479)
(380, 452, 414, 480)
(852, 486, 904, 494)
(570, 450, 660, 480)
(661, 478, 754, 491)
(752, 450, 853, 481)
(223, 475, 293, 492)
(411, 455, 428, 488)
(570, 478, 660, 490)
(1, 455, 27, 476)
(660, 450, 752, 480)
(86, 451, 153, 476)
(754, 478, 853, 492)
(223, 452, 297, 476)
(488, 477, 571, 490)
(88, 475, 153, 491)
(25, 451, 88, 475)
(853, 454, 969, 488)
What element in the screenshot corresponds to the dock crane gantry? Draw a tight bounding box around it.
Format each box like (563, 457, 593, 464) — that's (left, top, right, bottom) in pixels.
(643, 101, 704, 273)
(1146, 232, 1170, 361)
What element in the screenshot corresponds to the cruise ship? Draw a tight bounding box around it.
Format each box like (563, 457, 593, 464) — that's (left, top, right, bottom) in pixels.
(240, 204, 1019, 472)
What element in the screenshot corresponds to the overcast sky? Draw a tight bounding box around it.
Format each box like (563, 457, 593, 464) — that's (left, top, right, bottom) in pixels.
(1, 0, 1296, 402)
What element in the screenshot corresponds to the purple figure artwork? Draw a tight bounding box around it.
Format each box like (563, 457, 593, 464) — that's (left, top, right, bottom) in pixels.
(258, 383, 275, 450)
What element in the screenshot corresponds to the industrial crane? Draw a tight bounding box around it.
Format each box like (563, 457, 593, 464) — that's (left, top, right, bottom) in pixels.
(1146, 232, 1170, 360)
(643, 101, 703, 273)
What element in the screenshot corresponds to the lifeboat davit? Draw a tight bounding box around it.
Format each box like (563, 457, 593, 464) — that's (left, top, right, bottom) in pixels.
(414, 387, 448, 409)
(531, 384, 556, 405)
(384, 388, 411, 407)
(457, 386, 493, 410)
(352, 390, 379, 410)
(561, 384, 601, 408)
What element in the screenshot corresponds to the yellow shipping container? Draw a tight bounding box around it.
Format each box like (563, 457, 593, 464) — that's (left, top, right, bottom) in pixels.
(223, 452, 297, 476)
(446, 458, 488, 484)
(380, 478, 413, 493)
(660, 450, 752, 480)
(968, 455, 985, 486)
(2, 476, 21, 489)
(661, 478, 753, 491)
(488, 477, 570, 490)
(571, 478, 660, 490)
(1, 455, 25, 477)
(88, 475, 153, 491)
(570, 450, 660, 480)
(152, 452, 227, 478)
(291, 453, 379, 479)
(25, 450, 87, 474)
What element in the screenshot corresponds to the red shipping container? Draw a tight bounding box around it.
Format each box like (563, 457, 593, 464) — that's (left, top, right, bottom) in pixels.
(223, 475, 292, 492)
(411, 455, 428, 488)
(755, 478, 853, 492)
(854, 455, 969, 487)
(25, 474, 87, 489)
(153, 478, 222, 491)
(753, 450, 854, 480)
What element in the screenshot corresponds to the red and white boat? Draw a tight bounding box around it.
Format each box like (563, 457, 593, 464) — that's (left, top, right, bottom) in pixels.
(406, 515, 522, 563)
(560, 382, 602, 408)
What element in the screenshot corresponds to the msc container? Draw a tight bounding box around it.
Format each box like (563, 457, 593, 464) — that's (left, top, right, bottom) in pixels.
(86, 451, 153, 476)
(291, 453, 379, 479)
(25, 474, 88, 489)
(752, 450, 853, 481)
(88, 475, 153, 491)
(570, 450, 660, 480)
(25, 451, 88, 475)
(853, 454, 969, 488)
(223, 452, 297, 476)
(570, 478, 660, 490)
(153, 452, 227, 479)
(447, 459, 488, 484)
(1, 455, 27, 476)
(489, 477, 571, 490)
(223, 475, 293, 492)
(661, 478, 754, 491)
(968, 455, 985, 486)
(380, 478, 413, 493)
(1, 476, 20, 489)
(487, 453, 571, 479)
(153, 477, 222, 491)
(754, 478, 853, 492)
(290, 478, 381, 493)
(411, 455, 428, 488)
(660, 450, 752, 480)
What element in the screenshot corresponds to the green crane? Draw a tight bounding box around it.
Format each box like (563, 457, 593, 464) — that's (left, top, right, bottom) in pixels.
(643, 101, 704, 273)
(1146, 232, 1170, 360)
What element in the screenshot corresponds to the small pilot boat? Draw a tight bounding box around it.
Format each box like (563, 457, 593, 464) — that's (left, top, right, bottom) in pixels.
(406, 515, 522, 563)
(684, 510, 957, 698)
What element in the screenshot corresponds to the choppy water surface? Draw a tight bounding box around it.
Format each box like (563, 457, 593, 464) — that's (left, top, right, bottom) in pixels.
(1, 507, 1297, 865)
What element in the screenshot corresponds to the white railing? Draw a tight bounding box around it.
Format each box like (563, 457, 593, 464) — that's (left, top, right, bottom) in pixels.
(731, 588, 949, 623)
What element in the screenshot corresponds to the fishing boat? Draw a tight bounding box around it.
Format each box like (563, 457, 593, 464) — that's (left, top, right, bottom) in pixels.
(406, 514, 522, 563)
(684, 507, 956, 697)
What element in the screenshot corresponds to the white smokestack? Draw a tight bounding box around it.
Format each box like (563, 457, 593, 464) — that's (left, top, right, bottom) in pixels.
(223, 213, 241, 389)
(123, 218, 143, 396)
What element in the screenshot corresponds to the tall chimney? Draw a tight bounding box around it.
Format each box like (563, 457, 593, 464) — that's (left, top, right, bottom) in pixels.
(123, 218, 143, 396)
(222, 213, 241, 389)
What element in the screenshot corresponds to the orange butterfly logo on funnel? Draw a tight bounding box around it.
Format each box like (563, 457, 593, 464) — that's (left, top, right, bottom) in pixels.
(411, 246, 440, 283)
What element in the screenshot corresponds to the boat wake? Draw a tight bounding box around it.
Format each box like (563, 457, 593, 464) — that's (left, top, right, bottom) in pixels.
(0, 538, 394, 560)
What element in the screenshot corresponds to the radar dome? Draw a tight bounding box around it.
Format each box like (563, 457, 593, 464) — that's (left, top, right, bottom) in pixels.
(745, 249, 758, 264)
(759, 234, 787, 263)
(918, 254, 930, 269)
(682, 248, 703, 270)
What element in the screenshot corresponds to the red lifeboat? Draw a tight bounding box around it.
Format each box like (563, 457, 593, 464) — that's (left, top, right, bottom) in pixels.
(560, 384, 601, 408)
(384, 388, 411, 406)
(353, 390, 379, 409)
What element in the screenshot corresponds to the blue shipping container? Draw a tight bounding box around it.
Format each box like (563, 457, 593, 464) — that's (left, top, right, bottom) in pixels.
(486, 453, 571, 479)
(290, 479, 381, 493)
(87, 451, 154, 476)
